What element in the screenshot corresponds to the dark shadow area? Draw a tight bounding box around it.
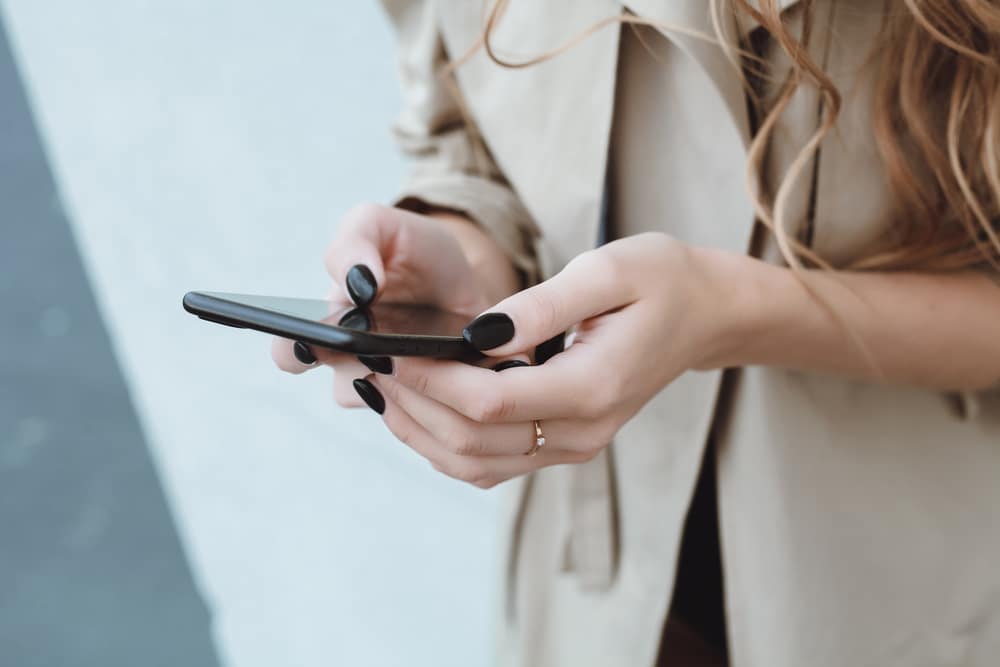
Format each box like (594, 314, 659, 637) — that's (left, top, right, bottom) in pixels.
(0, 14, 221, 667)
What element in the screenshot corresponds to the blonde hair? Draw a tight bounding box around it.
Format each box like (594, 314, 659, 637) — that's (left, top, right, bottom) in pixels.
(451, 0, 1000, 275)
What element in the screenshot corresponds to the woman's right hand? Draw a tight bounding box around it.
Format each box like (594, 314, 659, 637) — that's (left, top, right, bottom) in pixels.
(271, 202, 520, 406)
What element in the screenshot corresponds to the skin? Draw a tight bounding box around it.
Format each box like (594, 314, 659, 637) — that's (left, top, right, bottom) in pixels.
(273, 203, 1000, 489)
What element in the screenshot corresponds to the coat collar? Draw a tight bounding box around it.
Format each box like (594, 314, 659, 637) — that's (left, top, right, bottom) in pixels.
(621, 0, 803, 147)
(440, 0, 802, 272)
(440, 0, 623, 271)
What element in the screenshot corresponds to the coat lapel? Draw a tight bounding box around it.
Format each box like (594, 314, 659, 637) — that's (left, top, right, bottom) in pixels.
(437, 0, 804, 272)
(437, 0, 622, 273)
(622, 0, 803, 148)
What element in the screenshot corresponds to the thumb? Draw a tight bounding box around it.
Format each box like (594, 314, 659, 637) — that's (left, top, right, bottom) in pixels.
(462, 251, 631, 357)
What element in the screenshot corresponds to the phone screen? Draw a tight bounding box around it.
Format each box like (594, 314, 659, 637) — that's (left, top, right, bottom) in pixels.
(200, 293, 469, 338)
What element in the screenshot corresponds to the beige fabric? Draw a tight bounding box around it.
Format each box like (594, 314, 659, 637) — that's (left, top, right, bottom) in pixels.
(378, 1, 1000, 665)
(380, 0, 541, 282)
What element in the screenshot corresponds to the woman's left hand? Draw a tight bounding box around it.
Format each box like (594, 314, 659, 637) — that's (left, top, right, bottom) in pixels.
(354, 232, 749, 488)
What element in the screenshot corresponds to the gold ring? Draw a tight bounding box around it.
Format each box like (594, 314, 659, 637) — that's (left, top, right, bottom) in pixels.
(525, 420, 545, 456)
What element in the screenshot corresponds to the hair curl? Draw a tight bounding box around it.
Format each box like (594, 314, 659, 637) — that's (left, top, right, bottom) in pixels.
(454, 0, 1000, 274)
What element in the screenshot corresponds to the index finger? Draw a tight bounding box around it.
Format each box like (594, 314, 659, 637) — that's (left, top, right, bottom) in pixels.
(324, 202, 400, 305)
(391, 351, 596, 423)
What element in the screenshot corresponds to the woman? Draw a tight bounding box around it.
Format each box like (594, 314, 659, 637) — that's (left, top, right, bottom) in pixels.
(274, 1, 1000, 665)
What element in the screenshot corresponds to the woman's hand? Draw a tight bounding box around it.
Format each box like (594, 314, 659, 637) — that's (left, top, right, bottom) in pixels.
(271, 202, 521, 405)
(274, 210, 1000, 487)
(354, 232, 746, 488)
(352, 224, 1000, 488)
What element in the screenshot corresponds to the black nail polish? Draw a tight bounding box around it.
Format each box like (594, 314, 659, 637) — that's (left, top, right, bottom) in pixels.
(346, 264, 377, 306)
(338, 307, 372, 331)
(492, 359, 530, 372)
(293, 341, 316, 365)
(353, 378, 385, 414)
(358, 355, 393, 375)
(535, 332, 566, 365)
(463, 313, 515, 351)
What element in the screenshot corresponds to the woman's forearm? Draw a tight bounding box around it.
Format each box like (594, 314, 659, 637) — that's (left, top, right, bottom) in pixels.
(698, 248, 1000, 391)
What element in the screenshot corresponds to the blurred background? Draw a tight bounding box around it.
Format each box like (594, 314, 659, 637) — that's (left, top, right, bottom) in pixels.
(0, 2, 500, 666)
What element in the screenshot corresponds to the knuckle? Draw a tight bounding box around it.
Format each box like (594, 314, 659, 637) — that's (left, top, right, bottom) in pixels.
(387, 421, 417, 450)
(396, 361, 431, 395)
(443, 427, 485, 457)
(333, 392, 355, 409)
(472, 391, 517, 423)
(392, 429, 412, 447)
(450, 461, 490, 485)
(523, 288, 561, 337)
(377, 376, 403, 403)
(601, 253, 629, 286)
(430, 457, 460, 480)
(342, 201, 388, 229)
(273, 359, 301, 375)
(581, 246, 630, 290)
(574, 248, 615, 277)
(641, 231, 680, 257)
(583, 377, 622, 416)
(411, 371, 431, 397)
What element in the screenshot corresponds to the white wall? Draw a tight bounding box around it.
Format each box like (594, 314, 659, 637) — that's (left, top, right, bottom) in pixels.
(1, 3, 499, 665)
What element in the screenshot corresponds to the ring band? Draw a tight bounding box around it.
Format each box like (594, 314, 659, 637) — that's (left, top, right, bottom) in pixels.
(525, 420, 545, 456)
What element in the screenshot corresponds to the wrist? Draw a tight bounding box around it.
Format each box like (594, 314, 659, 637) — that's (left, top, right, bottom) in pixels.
(686, 246, 781, 371)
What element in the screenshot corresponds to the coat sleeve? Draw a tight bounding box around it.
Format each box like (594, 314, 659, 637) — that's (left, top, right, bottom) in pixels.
(379, 0, 540, 284)
(953, 265, 1000, 418)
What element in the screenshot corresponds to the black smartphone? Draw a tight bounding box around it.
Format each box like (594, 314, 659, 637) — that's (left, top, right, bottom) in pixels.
(182, 291, 480, 360)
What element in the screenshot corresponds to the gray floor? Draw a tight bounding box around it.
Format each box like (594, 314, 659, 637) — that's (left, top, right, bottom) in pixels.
(0, 15, 220, 666)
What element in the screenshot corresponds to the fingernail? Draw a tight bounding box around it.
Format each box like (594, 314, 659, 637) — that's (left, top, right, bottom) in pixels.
(346, 264, 377, 306)
(492, 359, 530, 372)
(293, 341, 317, 365)
(535, 332, 565, 365)
(338, 307, 372, 331)
(353, 378, 385, 414)
(463, 312, 515, 351)
(358, 355, 393, 375)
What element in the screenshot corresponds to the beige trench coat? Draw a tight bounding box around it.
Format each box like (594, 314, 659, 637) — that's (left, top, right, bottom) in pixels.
(379, 1, 1000, 665)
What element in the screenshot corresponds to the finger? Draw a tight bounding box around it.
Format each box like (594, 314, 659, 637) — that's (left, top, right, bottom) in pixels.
(358, 375, 580, 488)
(313, 306, 394, 376)
(273, 335, 363, 368)
(373, 374, 603, 456)
(325, 203, 394, 306)
(272, 337, 320, 374)
(326, 203, 485, 309)
(484, 355, 532, 371)
(334, 372, 367, 408)
(329, 356, 370, 379)
(462, 249, 636, 357)
(328, 355, 374, 408)
(391, 350, 606, 423)
(309, 344, 365, 368)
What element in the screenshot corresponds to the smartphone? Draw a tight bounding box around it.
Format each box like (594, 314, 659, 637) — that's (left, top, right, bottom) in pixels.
(182, 291, 480, 360)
